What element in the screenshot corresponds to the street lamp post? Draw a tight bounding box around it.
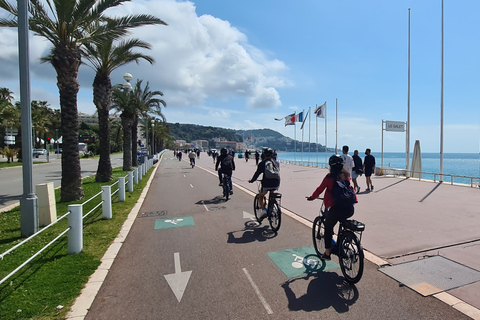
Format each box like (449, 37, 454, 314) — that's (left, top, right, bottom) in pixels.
(151, 120, 155, 155)
(145, 117, 148, 156)
(19, 0, 38, 236)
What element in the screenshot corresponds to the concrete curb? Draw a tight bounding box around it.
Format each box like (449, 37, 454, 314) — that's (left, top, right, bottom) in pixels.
(66, 157, 163, 320)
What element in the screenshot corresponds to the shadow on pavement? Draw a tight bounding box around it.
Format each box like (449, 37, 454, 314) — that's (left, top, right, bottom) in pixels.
(419, 182, 442, 202)
(0, 194, 21, 206)
(281, 272, 359, 313)
(227, 221, 277, 243)
(195, 196, 226, 206)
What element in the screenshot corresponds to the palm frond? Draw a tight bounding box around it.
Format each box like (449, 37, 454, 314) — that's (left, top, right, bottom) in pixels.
(0, 0, 18, 17)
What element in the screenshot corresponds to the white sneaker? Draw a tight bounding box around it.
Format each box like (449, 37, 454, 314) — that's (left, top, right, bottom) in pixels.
(260, 210, 268, 220)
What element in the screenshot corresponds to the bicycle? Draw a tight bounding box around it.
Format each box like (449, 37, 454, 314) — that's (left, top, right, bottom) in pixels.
(190, 158, 195, 168)
(222, 172, 232, 200)
(253, 183, 282, 232)
(311, 198, 365, 284)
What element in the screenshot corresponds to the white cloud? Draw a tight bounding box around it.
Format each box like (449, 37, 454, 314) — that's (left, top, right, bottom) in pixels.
(107, 0, 286, 109)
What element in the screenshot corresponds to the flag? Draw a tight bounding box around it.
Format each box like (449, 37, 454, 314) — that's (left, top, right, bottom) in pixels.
(296, 111, 304, 123)
(300, 109, 309, 130)
(285, 113, 296, 126)
(314, 102, 326, 118)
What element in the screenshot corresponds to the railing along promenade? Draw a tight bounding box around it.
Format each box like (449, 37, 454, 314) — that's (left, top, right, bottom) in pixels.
(278, 159, 480, 188)
(0, 152, 163, 286)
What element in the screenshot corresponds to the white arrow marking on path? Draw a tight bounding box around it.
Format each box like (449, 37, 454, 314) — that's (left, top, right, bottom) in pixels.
(164, 252, 192, 302)
(243, 211, 256, 220)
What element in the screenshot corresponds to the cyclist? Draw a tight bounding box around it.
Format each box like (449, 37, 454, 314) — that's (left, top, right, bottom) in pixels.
(248, 148, 280, 221)
(306, 154, 357, 260)
(215, 148, 235, 194)
(188, 149, 196, 167)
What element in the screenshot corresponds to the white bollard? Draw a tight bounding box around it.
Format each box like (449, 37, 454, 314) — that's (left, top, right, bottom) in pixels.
(128, 171, 134, 192)
(102, 185, 112, 219)
(68, 204, 83, 254)
(119, 177, 125, 202)
(134, 167, 139, 184)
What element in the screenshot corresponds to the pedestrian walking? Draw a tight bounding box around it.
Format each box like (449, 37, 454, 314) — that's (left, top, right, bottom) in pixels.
(352, 150, 363, 193)
(340, 145, 354, 176)
(363, 148, 375, 192)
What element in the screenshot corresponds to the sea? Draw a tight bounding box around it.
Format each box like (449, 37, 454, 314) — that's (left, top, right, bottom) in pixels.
(276, 151, 480, 186)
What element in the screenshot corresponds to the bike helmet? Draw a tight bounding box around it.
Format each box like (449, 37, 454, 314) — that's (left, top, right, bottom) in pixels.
(263, 148, 273, 157)
(220, 148, 227, 155)
(329, 154, 344, 171)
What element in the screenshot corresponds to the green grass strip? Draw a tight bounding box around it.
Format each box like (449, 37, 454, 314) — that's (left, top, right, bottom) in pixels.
(0, 165, 155, 319)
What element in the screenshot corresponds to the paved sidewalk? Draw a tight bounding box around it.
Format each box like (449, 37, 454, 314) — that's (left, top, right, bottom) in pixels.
(196, 153, 480, 318)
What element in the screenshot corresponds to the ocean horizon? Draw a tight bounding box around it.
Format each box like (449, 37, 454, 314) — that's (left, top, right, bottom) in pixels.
(276, 151, 480, 186)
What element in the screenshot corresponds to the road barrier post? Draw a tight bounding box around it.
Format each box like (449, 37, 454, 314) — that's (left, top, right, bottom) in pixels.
(119, 177, 125, 202)
(128, 171, 134, 192)
(102, 186, 112, 219)
(68, 204, 83, 254)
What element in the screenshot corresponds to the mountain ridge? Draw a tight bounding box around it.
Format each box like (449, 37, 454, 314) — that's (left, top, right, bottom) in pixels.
(167, 123, 329, 152)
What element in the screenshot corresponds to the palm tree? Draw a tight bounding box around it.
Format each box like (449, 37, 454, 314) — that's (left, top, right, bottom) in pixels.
(130, 80, 166, 166)
(0, 87, 14, 102)
(81, 36, 164, 182)
(111, 86, 135, 171)
(31, 101, 53, 148)
(112, 80, 166, 171)
(0, 0, 164, 202)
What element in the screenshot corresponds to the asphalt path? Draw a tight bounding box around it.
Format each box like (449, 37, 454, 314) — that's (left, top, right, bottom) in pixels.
(0, 154, 124, 211)
(84, 154, 469, 319)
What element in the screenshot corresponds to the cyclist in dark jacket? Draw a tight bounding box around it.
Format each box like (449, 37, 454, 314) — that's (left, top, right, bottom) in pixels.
(248, 148, 280, 220)
(215, 148, 235, 193)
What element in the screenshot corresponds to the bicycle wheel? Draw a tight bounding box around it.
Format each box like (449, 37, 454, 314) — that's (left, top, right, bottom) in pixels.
(268, 201, 281, 232)
(338, 230, 364, 284)
(312, 216, 326, 257)
(223, 177, 229, 200)
(253, 194, 261, 221)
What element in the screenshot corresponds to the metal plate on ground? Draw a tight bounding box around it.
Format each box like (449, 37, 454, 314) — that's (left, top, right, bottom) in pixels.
(379, 256, 480, 296)
(267, 246, 339, 278)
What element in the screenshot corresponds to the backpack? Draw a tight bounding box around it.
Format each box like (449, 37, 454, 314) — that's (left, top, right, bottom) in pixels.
(264, 160, 280, 180)
(221, 155, 233, 170)
(333, 179, 357, 207)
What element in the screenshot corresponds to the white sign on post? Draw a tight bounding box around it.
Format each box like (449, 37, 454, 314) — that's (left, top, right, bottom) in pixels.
(385, 121, 405, 132)
(6, 128, 18, 135)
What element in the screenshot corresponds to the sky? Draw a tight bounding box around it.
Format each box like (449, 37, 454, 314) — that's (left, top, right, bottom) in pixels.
(1, 0, 479, 153)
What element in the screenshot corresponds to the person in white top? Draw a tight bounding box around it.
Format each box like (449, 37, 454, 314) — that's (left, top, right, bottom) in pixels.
(340, 145, 354, 177)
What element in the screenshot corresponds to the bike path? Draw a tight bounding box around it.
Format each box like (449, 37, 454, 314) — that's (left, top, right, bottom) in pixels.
(197, 154, 480, 318)
(69, 152, 477, 319)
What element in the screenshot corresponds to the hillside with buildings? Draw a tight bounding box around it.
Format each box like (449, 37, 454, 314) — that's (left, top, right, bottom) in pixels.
(167, 123, 328, 152)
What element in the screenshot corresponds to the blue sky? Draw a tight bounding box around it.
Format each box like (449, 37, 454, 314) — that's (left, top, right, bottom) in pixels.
(1, 0, 479, 153)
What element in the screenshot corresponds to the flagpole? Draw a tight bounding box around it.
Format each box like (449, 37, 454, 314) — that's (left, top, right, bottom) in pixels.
(406, 8, 411, 172)
(440, 0, 444, 182)
(335, 98, 338, 154)
(325, 102, 327, 165)
(316, 104, 318, 165)
(308, 107, 311, 164)
(301, 109, 304, 163)
(294, 122, 297, 162)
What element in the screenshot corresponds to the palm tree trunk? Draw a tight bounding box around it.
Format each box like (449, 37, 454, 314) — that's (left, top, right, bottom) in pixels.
(52, 47, 84, 202)
(121, 115, 133, 171)
(131, 116, 138, 167)
(93, 73, 112, 182)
